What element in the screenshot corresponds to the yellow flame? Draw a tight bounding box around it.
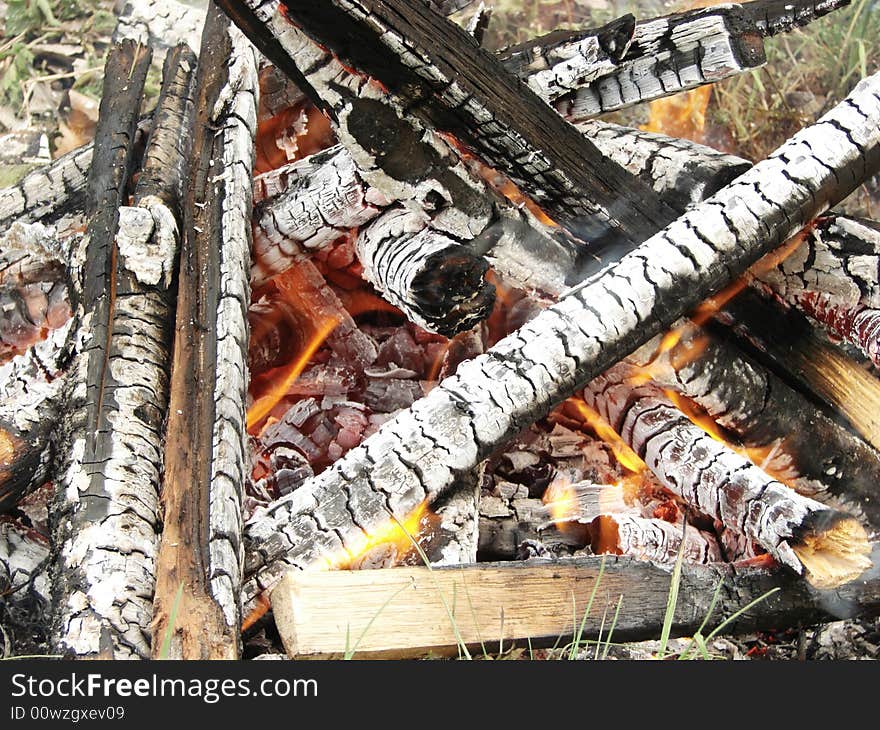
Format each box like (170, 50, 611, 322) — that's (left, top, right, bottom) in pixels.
(570, 399, 647, 475)
(316, 500, 433, 570)
(543, 477, 579, 524)
(642, 85, 712, 144)
(246, 315, 339, 432)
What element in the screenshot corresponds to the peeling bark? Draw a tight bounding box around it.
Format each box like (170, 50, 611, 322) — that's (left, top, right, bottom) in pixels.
(241, 77, 880, 611)
(151, 6, 257, 660)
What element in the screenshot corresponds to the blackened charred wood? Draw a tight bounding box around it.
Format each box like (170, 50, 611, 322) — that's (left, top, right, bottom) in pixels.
(241, 78, 880, 610)
(151, 6, 257, 660)
(583, 363, 871, 588)
(0, 521, 51, 654)
(745, 0, 851, 36)
(718, 287, 880, 451)
(51, 41, 195, 659)
(274, 0, 678, 246)
(0, 145, 92, 235)
(632, 322, 880, 530)
(575, 121, 753, 212)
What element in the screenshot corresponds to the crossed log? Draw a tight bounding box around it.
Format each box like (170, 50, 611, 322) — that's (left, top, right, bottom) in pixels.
(2, 0, 879, 659)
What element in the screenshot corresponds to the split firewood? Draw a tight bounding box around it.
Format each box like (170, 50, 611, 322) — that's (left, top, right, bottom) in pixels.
(51, 42, 197, 659)
(0, 521, 51, 653)
(718, 287, 880, 450)
(583, 362, 871, 588)
(270, 551, 880, 659)
(151, 6, 258, 661)
(240, 75, 880, 612)
(631, 321, 880, 530)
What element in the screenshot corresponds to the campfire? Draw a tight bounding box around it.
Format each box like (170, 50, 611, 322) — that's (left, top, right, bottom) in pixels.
(1, 0, 879, 661)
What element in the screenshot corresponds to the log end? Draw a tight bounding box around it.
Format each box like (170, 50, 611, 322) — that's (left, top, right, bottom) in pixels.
(793, 516, 873, 590)
(410, 250, 495, 336)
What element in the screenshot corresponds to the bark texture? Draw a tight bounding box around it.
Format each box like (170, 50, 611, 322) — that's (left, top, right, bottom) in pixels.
(151, 6, 257, 660)
(582, 363, 870, 588)
(240, 75, 880, 611)
(51, 42, 196, 659)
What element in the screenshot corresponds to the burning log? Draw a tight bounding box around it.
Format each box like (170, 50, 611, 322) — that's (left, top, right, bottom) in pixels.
(240, 75, 880, 611)
(270, 550, 880, 659)
(0, 521, 50, 654)
(50, 42, 197, 659)
(151, 6, 258, 660)
(749, 216, 880, 367)
(589, 515, 723, 566)
(719, 287, 880, 451)
(264, 0, 678, 247)
(583, 363, 871, 588)
(575, 121, 753, 212)
(632, 321, 880, 530)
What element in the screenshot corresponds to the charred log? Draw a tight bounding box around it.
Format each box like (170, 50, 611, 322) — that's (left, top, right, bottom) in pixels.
(583, 363, 870, 588)
(0, 520, 50, 656)
(151, 6, 257, 660)
(631, 321, 880, 530)
(240, 76, 880, 611)
(50, 42, 196, 659)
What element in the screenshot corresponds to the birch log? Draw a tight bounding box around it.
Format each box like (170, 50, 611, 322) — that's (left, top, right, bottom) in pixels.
(113, 0, 206, 58)
(151, 6, 257, 660)
(582, 363, 870, 588)
(241, 74, 880, 612)
(50, 42, 197, 659)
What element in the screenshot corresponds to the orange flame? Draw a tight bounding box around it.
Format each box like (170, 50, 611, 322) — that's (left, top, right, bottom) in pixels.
(569, 399, 647, 475)
(543, 477, 579, 524)
(316, 500, 434, 570)
(642, 85, 712, 144)
(246, 315, 339, 432)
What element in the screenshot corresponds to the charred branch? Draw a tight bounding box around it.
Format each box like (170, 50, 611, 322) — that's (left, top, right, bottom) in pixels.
(50, 40, 196, 659)
(0, 520, 51, 655)
(151, 5, 257, 660)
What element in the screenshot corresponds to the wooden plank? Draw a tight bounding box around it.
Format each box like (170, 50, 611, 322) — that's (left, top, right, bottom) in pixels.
(271, 551, 880, 659)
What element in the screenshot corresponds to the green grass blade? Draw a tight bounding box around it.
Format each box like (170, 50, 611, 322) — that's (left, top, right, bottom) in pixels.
(344, 583, 410, 660)
(601, 595, 624, 661)
(157, 582, 185, 659)
(703, 587, 781, 643)
(658, 526, 687, 659)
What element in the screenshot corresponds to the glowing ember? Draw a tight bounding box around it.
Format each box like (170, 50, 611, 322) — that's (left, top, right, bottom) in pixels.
(246, 315, 340, 432)
(569, 399, 647, 475)
(316, 500, 435, 570)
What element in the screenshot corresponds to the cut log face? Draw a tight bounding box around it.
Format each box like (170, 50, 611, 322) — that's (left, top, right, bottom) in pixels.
(240, 75, 880, 611)
(151, 6, 258, 661)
